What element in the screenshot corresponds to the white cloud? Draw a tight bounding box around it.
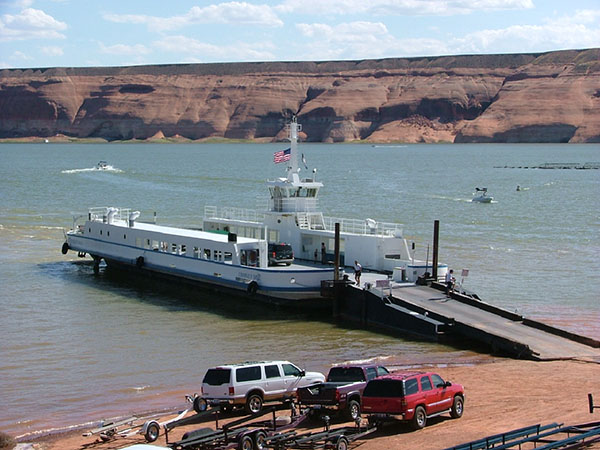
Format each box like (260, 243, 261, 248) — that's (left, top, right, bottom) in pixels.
(104, 2, 283, 32)
(276, 0, 533, 16)
(99, 42, 151, 56)
(452, 9, 600, 53)
(0, 7, 66, 41)
(41, 45, 63, 56)
(153, 35, 276, 61)
(295, 21, 448, 60)
(12, 49, 31, 59)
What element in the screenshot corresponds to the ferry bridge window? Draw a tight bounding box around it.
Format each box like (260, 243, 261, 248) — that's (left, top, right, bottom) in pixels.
(171, 243, 177, 253)
(123, 234, 126, 240)
(181, 244, 187, 255)
(204, 249, 211, 259)
(224, 252, 232, 262)
(193, 247, 200, 258)
(145, 239, 151, 249)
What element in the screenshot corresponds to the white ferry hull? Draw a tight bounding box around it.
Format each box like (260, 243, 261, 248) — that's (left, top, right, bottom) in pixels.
(65, 213, 334, 307)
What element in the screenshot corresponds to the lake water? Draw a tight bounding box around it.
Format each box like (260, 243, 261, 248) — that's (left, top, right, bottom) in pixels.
(1, 142, 599, 438)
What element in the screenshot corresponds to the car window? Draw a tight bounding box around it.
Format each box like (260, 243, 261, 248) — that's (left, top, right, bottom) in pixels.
(405, 378, 419, 395)
(282, 363, 301, 377)
(365, 368, 377, 381)
(236, 366, 262, 382)
(363, 379, 403, 397)
(265, 364, 281, 378)
(203, 369, 231, 386)
(420, 375, 432, 391)
(376, 367, 389, 377)
(328, 367, 365, 382)
(431, 374, 445, 388)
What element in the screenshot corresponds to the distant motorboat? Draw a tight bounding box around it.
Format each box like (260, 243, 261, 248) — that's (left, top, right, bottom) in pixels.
(472, 187, 493, 203)
(96, 161, 109, 170)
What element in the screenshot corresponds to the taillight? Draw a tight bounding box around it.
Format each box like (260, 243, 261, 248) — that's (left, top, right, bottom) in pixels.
(401, 399, 407, 408)
(229, 386, 235, 395)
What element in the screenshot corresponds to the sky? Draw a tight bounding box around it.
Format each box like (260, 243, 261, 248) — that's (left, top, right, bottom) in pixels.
(0, 0, 599, 69)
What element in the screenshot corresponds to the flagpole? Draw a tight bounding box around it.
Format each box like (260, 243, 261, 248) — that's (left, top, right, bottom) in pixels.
(288, 116, 300, 180)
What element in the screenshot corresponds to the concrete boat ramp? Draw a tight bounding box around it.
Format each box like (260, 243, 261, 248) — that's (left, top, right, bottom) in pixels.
(334, 271, 600, 361)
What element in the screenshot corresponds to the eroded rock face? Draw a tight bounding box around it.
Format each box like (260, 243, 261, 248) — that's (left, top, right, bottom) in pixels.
(0, 49, 598, 143)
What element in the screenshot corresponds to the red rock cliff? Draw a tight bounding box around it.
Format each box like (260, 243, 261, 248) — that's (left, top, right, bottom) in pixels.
(0, 49, 598, 143)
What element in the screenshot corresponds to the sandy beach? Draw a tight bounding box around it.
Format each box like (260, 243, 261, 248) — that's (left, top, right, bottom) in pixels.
(12, 358, 600, 450)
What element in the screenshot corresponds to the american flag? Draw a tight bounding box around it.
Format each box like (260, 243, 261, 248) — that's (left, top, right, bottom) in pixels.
(273, 148, 291, 164)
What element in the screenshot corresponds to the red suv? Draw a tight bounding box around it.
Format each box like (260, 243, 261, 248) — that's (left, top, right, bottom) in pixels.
(361, 371, 464, 430)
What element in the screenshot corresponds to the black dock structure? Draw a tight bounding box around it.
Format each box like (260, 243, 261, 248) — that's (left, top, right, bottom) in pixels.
(332, 280, 600, 361)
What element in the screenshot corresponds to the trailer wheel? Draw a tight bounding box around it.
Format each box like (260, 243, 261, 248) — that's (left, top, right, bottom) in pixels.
(254, 430, 267, 450)
(193, 396, 208, 413)
(411, 406, 427, 430)
(335, 436, 349, 450)
(345, 399, 361, 421)
(450, 395, 464, 419)
(144, 421, 160, 442)
(238, 434, 253, 450)
(245, 393, 263, 414)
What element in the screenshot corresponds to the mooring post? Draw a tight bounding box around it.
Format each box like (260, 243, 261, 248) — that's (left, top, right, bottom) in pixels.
(334, 223, 340, 282)
(432, 220, 439, 281)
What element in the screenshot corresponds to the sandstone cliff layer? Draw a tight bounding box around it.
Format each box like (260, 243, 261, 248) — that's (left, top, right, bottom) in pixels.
(1, 49, 599, 143)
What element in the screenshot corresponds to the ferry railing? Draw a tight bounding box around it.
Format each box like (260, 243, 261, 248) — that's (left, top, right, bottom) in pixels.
(204, 206, 266, 223)
(203, 205, 403, 236)
(322, 216, 403, 237)
(87, 207, 132, 223)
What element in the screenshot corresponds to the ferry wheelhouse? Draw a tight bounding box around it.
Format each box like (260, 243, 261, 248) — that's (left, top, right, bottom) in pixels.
(203, 118, 447, 282)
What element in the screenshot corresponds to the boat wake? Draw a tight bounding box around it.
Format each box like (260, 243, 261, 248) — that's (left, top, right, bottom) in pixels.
(62, 166, 123, 174)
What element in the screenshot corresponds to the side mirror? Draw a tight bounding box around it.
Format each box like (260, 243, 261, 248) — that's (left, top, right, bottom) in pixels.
(299, 370, 306, 377)
(445, 381, 452, 387)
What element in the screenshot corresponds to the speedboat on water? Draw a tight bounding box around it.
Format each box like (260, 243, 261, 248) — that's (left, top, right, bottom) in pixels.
(472, 187, 493, 203)
(96, 160, 109, 170)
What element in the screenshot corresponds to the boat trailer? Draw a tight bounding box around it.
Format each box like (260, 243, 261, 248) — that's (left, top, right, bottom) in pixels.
(443, 421, 600, 450)
(83, 394, 198, 442)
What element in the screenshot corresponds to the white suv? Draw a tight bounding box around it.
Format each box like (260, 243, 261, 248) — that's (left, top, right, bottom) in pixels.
(199, 361, 325, 414)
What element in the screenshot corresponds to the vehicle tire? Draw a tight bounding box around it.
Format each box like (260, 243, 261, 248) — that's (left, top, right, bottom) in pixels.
(411, 406, 427, 430)
(335, 436, 349, 450)
(345, 399, 361, 421)
(144, 421, 160, 442)
(61, 242, 69, 254)
(238, 434, 254, 450)
(193, 396, 208, 413)
(254, 430, 267, 450)
(245, 393, 263, 414)
(450, 395, 464, 419)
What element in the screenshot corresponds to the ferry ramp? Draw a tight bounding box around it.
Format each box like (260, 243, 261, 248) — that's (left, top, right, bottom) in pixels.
(337, 271, 600, 361)
(388, 283, 600, 361)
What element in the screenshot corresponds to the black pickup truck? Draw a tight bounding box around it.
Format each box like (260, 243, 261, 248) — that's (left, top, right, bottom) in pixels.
(296, 364, 389, 421)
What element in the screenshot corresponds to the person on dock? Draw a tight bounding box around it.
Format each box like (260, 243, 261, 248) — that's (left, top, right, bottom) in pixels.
(445, 269, 455, 296)
(354, 260, 362, 285)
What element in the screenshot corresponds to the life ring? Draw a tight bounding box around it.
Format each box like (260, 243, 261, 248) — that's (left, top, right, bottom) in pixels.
(247, 281, 258, 295)
(61, 242, 69, 255)
(136, 256, 144, 268)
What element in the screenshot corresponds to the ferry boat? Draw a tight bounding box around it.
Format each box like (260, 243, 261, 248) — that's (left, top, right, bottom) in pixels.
(61, 207, 334, 306)
(202, 117, 447, 283)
